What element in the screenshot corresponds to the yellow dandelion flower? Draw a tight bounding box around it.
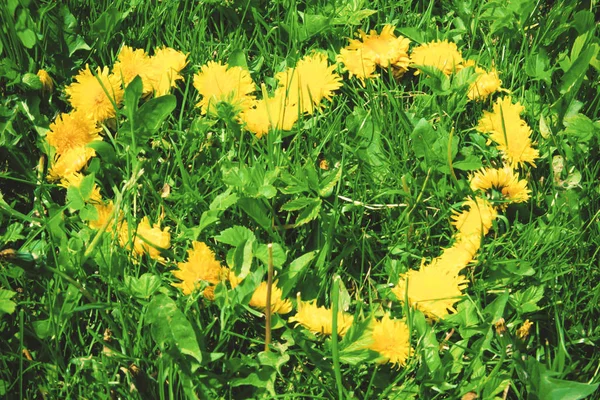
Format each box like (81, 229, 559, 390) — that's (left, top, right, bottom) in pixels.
(337, 24, 411, 81)
(248, 280, 293, 314)
(88, 200, 125, 237)
(58, 172, 102, 203)
(193, 61, 256, 116)
(172, 241, 226, 299)
(46, 112, 101, 156)
(65, 65, 124, 122)
(392, 263, 468, 319)
(275, 52, 342, 114)
(289, 299, 354, 336)
(477, 97, 539, 168)
(516, 319, 533, 340)
(410, 40, 463, 76)
(369, 314, 412, 366)
(470, 165, 531, 204)
(146, 46, 188, 97)
(131, 216, 170, 262)
(113, 45, 152, 90)
(451, 197, 497, 240)
(466, 62, 502, 101)
(36, 69, 53, 92)
(239, 86, 299, 138)
(47, 146, 96, 182)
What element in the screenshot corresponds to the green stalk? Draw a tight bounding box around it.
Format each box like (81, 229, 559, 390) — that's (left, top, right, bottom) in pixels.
(331, 275, 344, 400)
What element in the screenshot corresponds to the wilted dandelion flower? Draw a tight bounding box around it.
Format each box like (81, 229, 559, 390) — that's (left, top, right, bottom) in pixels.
(516, 319, 533, 340)
(46, 112, 101, 155)
(410, 40, 463, 76)
(65, 65, 124, 122)
(369, 314, 412, 366)
(172, 241, 226, 299)
(239, 86, 299, 137)
(451, 197, 497, 240)
(289, 299, 354, 336)
(392, 263, 468, 319)
(131, 216, 171, 262)
(113, 45, 153, 90)
(249, 280, 293, 314)
(47, 146, 96, 181)
(338, 24, 411, 81)
(193, 61, 256, 116)
(477, 97, 539, 168)
(146, 46, 188, 96)
(464, 61, 502, 101)
(58, 172, 102, 203)
(275, 52, 342, 114)
(470, 165, 531, 204)
(36, 69, 53, 92)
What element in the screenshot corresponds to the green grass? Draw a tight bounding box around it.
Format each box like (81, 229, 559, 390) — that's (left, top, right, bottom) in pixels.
(1, 0, 600, 398)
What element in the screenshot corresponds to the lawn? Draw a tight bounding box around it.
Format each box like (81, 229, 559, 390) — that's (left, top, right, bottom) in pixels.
(1, 0, 600, 398)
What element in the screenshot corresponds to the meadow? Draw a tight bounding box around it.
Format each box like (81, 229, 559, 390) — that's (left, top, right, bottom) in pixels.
(1, 0, 600, 398)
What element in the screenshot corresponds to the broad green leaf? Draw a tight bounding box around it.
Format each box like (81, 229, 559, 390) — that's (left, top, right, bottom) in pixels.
(414, 311, 441, 373)
(233, 238, 254, 279)
(528, 358, 599, 400)
(0, 289, 17, 316)
(33, 318, 52, 339)
(281, 197, 316, 212)
(318, 167, 342, 197)
(560, 44, 598, 95)
(21, 73, 42, 90)
(124, 273, 162, 299)
(133, 94, 177, 139)
(510, 285, 545, 314)
(294, 198, 322, 227)
(255, 243, 286, 268)
(146, 294, 203, 366)
(338, 319, 379, 365)
(280, 251, 317, 296)
(238, 198, 272, 233)
(123, 75, 143, 116)
(214, 225, 256, 247)
(228, 49, 249, 70)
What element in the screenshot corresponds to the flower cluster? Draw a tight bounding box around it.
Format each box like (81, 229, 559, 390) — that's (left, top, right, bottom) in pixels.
(46, 45, 187, 186)
(193, 52, 342, 138)
(337, 28, 502, 101)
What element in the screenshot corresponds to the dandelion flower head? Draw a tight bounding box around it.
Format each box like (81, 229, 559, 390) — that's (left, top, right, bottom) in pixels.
(239, 86, 299, 138)
(172, 241, 227, 299)
(369, 314, 412, 366)
(46, 112, 101, 156)
(410, 40, 463, 76)
(88, 200, 124, 234)
(289, 299, 354, 336)
(37, 69, 53, 92)
(275, 52, 342, 114)
(464, 61, 502, 101)
(193, 61, 256, 116)
(249, 280, 293, 314)
(338, 24, 411, 80)
(113, 45, 152, 90)
(65, 65, 124, 122)
(392, 263, 468, 319)
(451, 197, 497, 240)
(470, 165, 531, 204)
(47, 146, 96, 182)
(477, 97, 539, 168)
(131, 216, 171, 262)
(146, 46, 189, 96)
